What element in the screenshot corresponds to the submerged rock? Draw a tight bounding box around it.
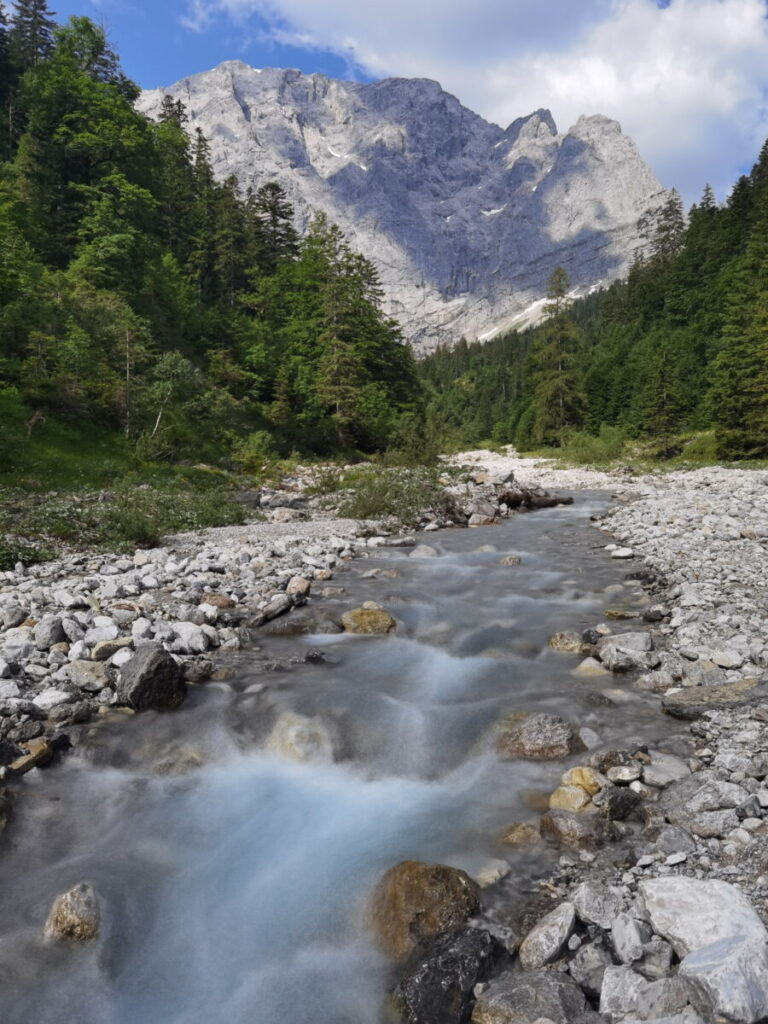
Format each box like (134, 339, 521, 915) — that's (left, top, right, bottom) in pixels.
(370, 860, 480, 959)
(393, 927, 504, 1024)
(265, 710, 336, 764)
(549, 631, 585, 654)
(499, 822, 541, 847)
(44, 882, 101, 942)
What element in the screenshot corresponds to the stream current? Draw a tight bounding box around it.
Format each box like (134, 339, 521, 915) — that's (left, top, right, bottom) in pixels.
(0, 493, 676, 1023)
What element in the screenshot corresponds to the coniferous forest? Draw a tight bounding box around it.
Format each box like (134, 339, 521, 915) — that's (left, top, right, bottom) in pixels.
(420, 162, 768, 461)
(1, 0, 768, 485)
(0, 4, 421, 472)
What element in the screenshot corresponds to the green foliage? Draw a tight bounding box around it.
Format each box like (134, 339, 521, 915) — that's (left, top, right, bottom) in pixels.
(231, 430, 277, 478)
(0, 478, 245, 559)
(338, 465, 447, 527)
(420, 155, 768, 462)
(559, 425, 628, 466)
(0, 10, 423, 500)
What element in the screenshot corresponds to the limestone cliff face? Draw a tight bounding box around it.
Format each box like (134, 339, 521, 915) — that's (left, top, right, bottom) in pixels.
(138, 62, 666, 352)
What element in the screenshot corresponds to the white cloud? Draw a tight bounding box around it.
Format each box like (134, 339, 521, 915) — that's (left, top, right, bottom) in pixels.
(181, 0, 768, 201)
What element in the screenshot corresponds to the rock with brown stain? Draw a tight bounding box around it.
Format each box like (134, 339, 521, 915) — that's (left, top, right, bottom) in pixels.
(370, 860, 480, 959)
(44, 882, 101, 942)
(341, 607, 397, 635)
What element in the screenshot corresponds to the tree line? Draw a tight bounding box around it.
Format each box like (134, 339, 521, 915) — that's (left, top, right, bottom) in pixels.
(421, 152, 768, 461)
(0, 3, 421, 466)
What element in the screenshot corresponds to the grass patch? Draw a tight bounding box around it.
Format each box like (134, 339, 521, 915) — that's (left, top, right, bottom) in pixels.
(0, 480, 246, 566)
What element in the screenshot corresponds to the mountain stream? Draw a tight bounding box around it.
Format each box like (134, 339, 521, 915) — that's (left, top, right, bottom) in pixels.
(0, 494, 676, 1023)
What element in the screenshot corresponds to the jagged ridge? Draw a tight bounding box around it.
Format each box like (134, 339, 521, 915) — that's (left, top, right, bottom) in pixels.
(138, 62, 666, 352)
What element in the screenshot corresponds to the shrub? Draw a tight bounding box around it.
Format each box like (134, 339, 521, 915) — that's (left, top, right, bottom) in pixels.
(339, 466, 446, 526)
(561, 425, 627, 466)
(231, 431, 277, 478)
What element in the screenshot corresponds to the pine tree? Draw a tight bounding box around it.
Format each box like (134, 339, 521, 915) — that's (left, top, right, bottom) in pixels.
(187, 128, 217, 300)
(526, 267, 586, 446)
(711, 212, 768, 459)
(9, 0, 55, 71)
(250, 181, 298, 273)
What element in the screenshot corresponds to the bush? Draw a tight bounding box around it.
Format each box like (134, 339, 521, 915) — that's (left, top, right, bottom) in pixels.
(561, 425, 627, 466)
(338, 465, 446, 526)
(304, 463, 346, 495)
(231, 431, 278, 478)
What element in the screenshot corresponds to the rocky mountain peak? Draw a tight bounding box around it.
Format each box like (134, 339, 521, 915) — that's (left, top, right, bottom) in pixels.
(138, 63, 666, 352)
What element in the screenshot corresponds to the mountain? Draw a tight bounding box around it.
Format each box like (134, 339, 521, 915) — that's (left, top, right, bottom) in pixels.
(138, 61, 666, 353)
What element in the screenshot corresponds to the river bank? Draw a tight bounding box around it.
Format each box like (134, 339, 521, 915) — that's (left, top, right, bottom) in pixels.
(423, 451, 768, 1024)
(1, 455, 767, 1022)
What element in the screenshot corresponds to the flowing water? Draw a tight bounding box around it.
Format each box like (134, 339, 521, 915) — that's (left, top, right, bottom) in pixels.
(0, 494, 677, 1023)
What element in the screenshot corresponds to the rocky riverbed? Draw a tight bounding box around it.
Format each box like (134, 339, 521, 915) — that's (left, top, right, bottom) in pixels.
(2, 454, 768, 1024)
(378, 452, 768, 1024)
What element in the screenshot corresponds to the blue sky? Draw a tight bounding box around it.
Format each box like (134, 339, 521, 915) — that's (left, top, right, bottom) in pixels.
(53, 1, 372, 89)
(48, 0, 768, 202)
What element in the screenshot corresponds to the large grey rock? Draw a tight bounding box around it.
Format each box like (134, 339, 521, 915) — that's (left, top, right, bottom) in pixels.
(611, 913, 651, 964)
(619, 1010, 704, 1024)
(679, 934, 768, 1024)
(471, 969, 588, 1024)
(569, 940, 614, 997)
(572, 880, 622, 929)
(138, 64, 666, 352)
(659, 774, 748, 838)
(518, 901, 575, 970)
(34, 615, 65, 650)
(596, 632, 658, 673)
(642, 751, 690, 788)
(599, 966, 691, 1022)
(117, 643, 186, 711)
(638, 877, 768, 958)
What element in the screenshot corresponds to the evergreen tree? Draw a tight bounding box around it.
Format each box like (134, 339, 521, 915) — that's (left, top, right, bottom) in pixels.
(524, 267, 586, 446)
(250, 181, 298, 273)
(711, 214, 768, 459)
(9, 0, 55, 71)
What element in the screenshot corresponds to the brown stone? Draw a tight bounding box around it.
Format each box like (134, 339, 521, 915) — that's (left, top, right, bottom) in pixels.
(44, 882, 100, 942)
(341, 608, 397, 635)
(91, 636, 133, 661)
(549, 785, 592, 812)
(499, 822, 541, 847)
(370, 860, 480, 959)
(200, 592, 235, 609)
(662, 678, 765, 719)
(562, 766, 605, 796)
(9, 737, 53, 774)
(548, 631, 586, 654)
